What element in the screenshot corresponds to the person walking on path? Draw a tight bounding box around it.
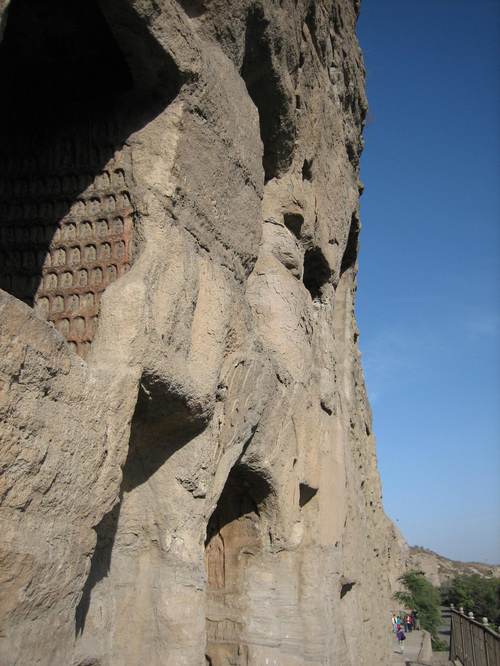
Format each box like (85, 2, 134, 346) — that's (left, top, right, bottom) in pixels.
(391, 614, 398, 633)
(396, 627, 406, 654)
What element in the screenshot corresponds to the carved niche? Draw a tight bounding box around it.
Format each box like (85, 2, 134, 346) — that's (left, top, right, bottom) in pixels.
(0, 0, 138, 357)
(0, 145, 135, 357)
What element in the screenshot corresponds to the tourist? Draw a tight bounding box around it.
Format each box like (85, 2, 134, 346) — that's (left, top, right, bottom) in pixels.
(396, 626, 406, 653)
(405, 613, 413, 632)
(391, 613, 398, 633)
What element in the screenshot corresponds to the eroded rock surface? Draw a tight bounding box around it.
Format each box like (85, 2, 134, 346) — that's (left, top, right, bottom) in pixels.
(408, 547, 500, 588)
(0, 1, 405, 664)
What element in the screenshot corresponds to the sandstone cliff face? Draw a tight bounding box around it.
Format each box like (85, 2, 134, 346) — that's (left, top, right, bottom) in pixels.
(0, 1, 404, 664)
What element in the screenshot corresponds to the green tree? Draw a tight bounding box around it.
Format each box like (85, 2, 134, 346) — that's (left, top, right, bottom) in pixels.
(394, 570, 442, 639)
(441, 575, 500, 625)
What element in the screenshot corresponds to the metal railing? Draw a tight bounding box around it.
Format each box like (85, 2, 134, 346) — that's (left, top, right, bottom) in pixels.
(449, 606, 500, 666)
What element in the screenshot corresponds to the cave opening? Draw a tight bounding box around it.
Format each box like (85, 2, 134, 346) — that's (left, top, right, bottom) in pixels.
(302, 158, 313, 181)
(241, 7, 294, 183)
(0, 0, 182, 356)
(340, 214, 360, 276)
(177, 0, 206, 19)
(283, 212, 304, 240)
(340, 580, 356, 599)
(205, 463, 270, 665)
(299, 482, 318, 508)
(303, 246, 331, 302)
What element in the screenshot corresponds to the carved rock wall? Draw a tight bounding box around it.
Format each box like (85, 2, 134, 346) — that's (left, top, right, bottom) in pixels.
(0, 1, 405, 665)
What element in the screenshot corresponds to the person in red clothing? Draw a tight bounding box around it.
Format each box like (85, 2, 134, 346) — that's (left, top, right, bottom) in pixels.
(405, 613, 413, 632)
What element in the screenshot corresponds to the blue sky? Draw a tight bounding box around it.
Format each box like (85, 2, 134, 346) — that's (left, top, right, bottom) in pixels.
(356, 1, 500, 564)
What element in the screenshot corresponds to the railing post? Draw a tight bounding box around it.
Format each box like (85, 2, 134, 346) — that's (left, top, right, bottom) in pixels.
(449, 609, 454, 661)
(484, 619, 491, 666)
(460, 610, 465, 664)
(468, 614, 476, 666)
(483, 614, 490, 666)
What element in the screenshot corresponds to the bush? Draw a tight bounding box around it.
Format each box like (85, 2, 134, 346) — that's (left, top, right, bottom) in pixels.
(441, 574, 500, 625)
(432, 636, 448, 651)
(394, 570, 441, 638)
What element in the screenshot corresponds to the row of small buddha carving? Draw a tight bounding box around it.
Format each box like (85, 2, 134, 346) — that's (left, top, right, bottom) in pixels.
(0, 191, 132, 221)
(0, 140, 125, 176)
(49, 241, 128, 267)
(47, 314, 98, 340)
(0, 169, 127, 199)
(2, 241, 128, 271)
(36, 293, 100, 317)
(40, 263, 128, 291)
(0, 216, 130, 245)
(70, 340, 92, 355)
(0, 263, 129, 295)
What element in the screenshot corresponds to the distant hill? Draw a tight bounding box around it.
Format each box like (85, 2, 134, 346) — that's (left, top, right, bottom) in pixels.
(408, 546, 500, 587)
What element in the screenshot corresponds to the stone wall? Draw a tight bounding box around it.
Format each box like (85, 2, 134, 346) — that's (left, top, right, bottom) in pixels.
(0, 1, 405, 664)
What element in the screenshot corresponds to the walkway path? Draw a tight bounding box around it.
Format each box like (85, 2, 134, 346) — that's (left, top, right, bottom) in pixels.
(389, 629, 453, 666)
(437, 606, 452, 649)
(390, 629, 424, 665)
